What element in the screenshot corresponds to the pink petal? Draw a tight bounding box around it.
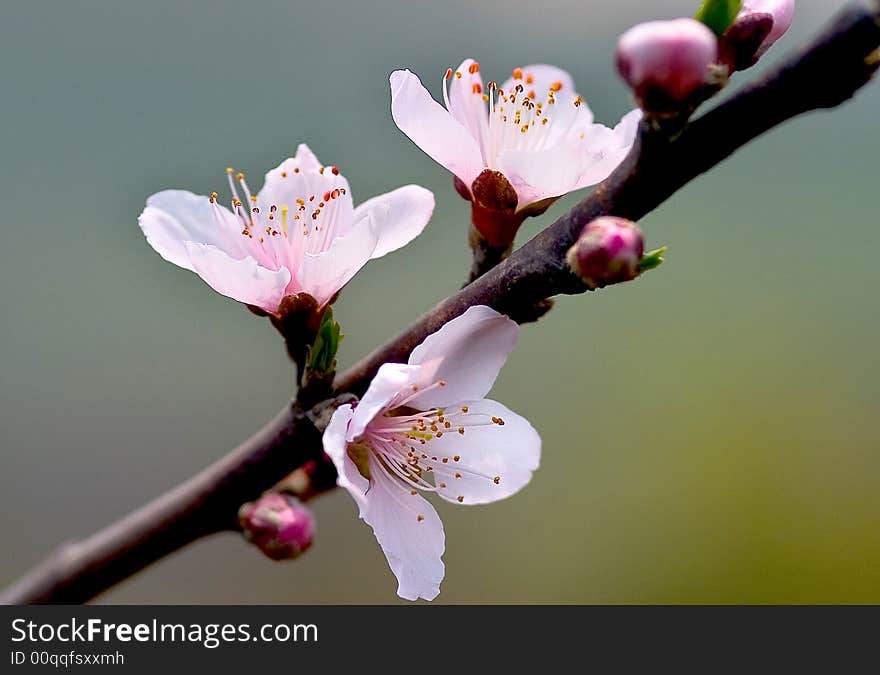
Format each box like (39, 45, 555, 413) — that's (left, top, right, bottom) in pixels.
(352, 185, 435, 259)
(362, 458, 445, 601)
(139, 190, 247, 271)
(407, 305, 519, 409)
(430, 399, 540, 505)
(183, 242, 291, 313)
(500, 63, 578, 103)
(323, 404, 370, 515)
(496, 143, 588, 207)
(296, 211, 379, 306)
(573, 109, 641, 189)
(347, 363, 423, 441)
(447, 58, 489, 156)
(390, 69, 485, 186)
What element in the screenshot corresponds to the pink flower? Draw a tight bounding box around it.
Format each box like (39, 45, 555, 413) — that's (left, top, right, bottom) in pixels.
(741, 0, 795, 49)
(616, 19, 719, 107)
(323, 306, 541, 600)
(390, 60, 641, 213)
(138, 144, 434, 313)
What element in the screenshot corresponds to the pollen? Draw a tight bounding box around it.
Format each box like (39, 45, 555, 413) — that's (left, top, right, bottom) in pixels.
(457, 495, 464, 503)
(331, 166, 340, 175)
(512, 67, 523, 80)
(468, 61, 480, 74)
(472, 83, 482, 94)
(453, 455, 460, 462)
(445, 67, 453, 80)
(525, 74, 534, 84)
(417, 514, 425, 522)
(494, 476, 501, 484)
(411, 489, 418, 495)
(281, 171, 287, 178)
(550, 80, 563, 91)
(226, 167, 234, 174)
(461, 406, 469, 413)
(235, 172, 245, 181)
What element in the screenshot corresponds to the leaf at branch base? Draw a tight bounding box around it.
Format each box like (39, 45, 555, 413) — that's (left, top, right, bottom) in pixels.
(640, 246, 668, 273)
(306, 307, 344, 373)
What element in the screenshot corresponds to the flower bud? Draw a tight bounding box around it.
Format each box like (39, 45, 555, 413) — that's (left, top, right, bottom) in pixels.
(238, 493, 315, 561)
(741, 0, 795, 49)
(566, 217, 644, 289)
(617, 19, 719, 111)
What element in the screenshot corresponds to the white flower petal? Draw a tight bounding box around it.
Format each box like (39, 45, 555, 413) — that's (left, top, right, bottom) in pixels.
(323, 404, 371, 516)
(139, 190, 246, 271)
(183, 242, 291, 312)
(448, 58, 489, 155)
(390, 69, 485, 187)
(500, 63, 578, 104)
(351, 185, 435, 259)
(257, 145, 354, 239)
(363, 459, 445, 601)
(347, 362, 424, 441)
(407, 305, 519, 409)
(573, 109, 642, 188)
(296, 212, 379, 306)
(496, 143, 588, 207)
(430, 399, 540, 505)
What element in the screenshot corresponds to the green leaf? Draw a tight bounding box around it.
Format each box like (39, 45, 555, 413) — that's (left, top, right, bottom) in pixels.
(306, 308, 343, 373)
(640, 246, 668, 273)
(695, 0, 742, 35)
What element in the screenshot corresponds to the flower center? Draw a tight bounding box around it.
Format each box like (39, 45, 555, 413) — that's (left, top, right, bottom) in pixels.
(442, 64, 586, 168)
(350, 381, 507, 520)
(206, 165, 348, 272)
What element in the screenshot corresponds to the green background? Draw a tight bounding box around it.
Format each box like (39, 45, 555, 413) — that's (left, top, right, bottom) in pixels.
(1, 0, 877, 603)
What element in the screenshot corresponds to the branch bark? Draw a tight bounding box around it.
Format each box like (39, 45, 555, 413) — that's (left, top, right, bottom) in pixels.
(3, 0, 878, 605)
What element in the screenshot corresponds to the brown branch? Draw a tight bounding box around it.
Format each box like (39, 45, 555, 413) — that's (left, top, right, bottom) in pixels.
(2, 0, 878, 605)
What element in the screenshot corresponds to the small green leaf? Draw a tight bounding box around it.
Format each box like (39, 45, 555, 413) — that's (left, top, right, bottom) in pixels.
(640, 246, 668, 273)
(695, 0, 742, 35)
(306, 308, 343, 373)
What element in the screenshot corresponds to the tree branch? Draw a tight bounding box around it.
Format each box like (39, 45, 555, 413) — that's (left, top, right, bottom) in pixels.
(2, 0, 878, 605)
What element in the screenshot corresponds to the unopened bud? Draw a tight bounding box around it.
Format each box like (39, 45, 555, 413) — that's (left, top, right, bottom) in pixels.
(566, 217, 644, 289)
(617, 18, 719, 112)
(741, 0, 795, 49)
(239, 493, 315, 561)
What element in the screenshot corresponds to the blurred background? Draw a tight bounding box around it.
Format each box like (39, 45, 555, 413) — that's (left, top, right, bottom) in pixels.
(1, 0, 877, 604)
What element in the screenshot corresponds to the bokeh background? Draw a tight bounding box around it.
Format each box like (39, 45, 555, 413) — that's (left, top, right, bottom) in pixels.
(1, 0, 877, 604)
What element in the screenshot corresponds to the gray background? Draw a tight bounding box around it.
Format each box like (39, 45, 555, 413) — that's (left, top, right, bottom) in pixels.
(1, 0, 878, 603)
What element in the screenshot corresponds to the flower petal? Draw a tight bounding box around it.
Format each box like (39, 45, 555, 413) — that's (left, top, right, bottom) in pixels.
(496, 143, 588, 207)
(407, 305, 519, 409)
(500, 63, 577, 103)
(363, 458, 445, 601)
(390, 69, 485, 186)
(572, 109, 642, 189)
(184, 242, 291, 312)
(430, 399, 541, 505)
(351, 185, 435, 259)
(139, 190, 246, 271)
(447, 58, 489, 156)
(347, 362, 424, 441)
(296, 211, 379, 306)
(323, 403, 371, 516)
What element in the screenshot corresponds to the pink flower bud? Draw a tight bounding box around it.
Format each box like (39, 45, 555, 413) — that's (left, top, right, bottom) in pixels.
(617, 19, 719, 110)
(741, 0, 795, 48)
(238, 493, 315, 561)
(566, 217, 644, 289)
